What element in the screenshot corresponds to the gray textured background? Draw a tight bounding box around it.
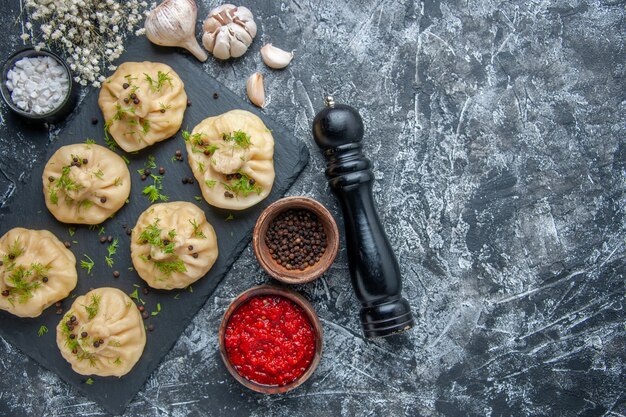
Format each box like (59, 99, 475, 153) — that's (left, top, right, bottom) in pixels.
(1, 0, 625, 416)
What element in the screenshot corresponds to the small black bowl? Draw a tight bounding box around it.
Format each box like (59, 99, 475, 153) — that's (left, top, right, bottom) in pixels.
(1, 48, 77, 123)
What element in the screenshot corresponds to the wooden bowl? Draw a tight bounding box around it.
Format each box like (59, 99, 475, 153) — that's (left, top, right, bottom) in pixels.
(218, 285, 323, 394)
(252, 196, 339, 284)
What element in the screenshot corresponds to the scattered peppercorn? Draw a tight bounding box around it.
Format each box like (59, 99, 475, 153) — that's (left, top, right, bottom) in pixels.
(213, 92, 219, 99)
(148, 324, 155, 332)
(126, 229, 132, 236)
(204, 149, 212, 155)
(159, 167, 165, 175)
(160, 108, 166, 113)
(144, 169, 151, 176)
(142, 287, 149, 295)
(188, 245, 193, 251)
(122, 83, 129, 89)
(142, 311, 149, 319)
(81, 332, 88, 338)
(138, 305, 145, 312)
(73, 157, 78, 163)
(265, 208, 327, 271)
(70, 315, 77, 322)
(48, 176, 55, 182)
(175, 149, 182, 156)
(124, 98, 129, 104)
(69, 334, 76, 339)
(182, 177, 188, 184)
(82, 158, 88, 165)
(64, 241, 71, 248)
(113, 270, 120, 278)
(187, 177, 194, 184)
(1, 290, 9, 297)
(224, 191, 234, 198)
(91, 117, 98, 125)
(130, 93, 137, 99)
(72, 348, 78, 354)
(99, 236, 107, 244)
(141, 174, 147, 181)
(187, 100, 192, 107)
(93, 341, 100, 348)
(42, 277, 49, 283)
(55, 302, 62, 308)
(100, 197, 107, 203)
(249, 178, 256, 186)
(107, 235, 113, 243)
(192, 253, 198, 259)
(56, 308, 63, 315)
(8, 254, 15, 260)
(133, 98, 140, 105)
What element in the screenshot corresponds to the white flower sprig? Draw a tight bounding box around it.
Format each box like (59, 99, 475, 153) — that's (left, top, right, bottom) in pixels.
(22, 0, 155, 87)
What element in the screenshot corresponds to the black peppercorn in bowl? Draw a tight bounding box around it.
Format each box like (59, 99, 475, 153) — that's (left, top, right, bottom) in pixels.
(252, 196, 339, 284)
(1, 48, 77, 123)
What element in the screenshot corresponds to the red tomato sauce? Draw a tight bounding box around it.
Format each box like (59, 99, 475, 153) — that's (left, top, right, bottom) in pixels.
(224, 295, 316, 386)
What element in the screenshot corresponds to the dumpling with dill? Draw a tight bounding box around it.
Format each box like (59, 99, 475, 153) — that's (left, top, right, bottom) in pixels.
(42, 143, 131, 224)
(0, 228, 77, 318)
(185, 109, 275, 210)
(98, 61, 188, 152)
(131, 202, 219, 289)
(56, 287, 146, 377)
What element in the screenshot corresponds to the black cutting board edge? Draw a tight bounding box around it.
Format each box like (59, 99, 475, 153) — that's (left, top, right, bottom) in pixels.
(0, 38, 309, 415)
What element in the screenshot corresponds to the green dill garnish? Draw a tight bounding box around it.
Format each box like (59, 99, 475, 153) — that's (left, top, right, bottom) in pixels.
(77, 199, 94, 211)
(222, 172, 262, 197)
(188, 219, 206, 239)
(151, 303, 161, 316)
(80, 254, 95, 275)
(222, 130, 252, 148)
(194, 196, 202, 201)
(141, 119, 150, 135)
(226, 214, 234, 221)
(187, 285, 193, 293)
(37, 325, 48, 337)
(49, 165, 84, 206)
(144, 71, 173, 92)
(98, 226, 106, 235)
(68, 227, 76, 237)
(129, 288, 146, 305)
(197, 161, 206, 172)
(151, 259, 187, 275)
(84, 138, 96, 145)
(103, 125, 118, 151)
(105, 239, 118, 268)
(159, 102, 172, 112)
(83, 294, 101, 319)
(113, 177, 123, 186)
(113, 357, 122, 365)
(93, 169, 104, 179)
(137, 155, 157, 175)
(142, 174, 168, 203)
(204, 180, 217, 188)
(85, 378, 94, 385)
(121, 155, 130, 165)
(128, 266, 134, 271)
(174, 293, 181, 300)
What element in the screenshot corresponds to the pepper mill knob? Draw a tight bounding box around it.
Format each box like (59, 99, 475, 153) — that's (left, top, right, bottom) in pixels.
(312, 97, 415, 338)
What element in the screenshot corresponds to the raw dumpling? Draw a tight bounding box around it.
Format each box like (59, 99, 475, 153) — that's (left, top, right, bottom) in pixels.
(98, 61, 187, 152)
(186, 110, 275, 210)
(56, 287, 146, 377)
(131, 202, 218, 289)
(0, 228, 77, 318)
(42, 143, 131, 225)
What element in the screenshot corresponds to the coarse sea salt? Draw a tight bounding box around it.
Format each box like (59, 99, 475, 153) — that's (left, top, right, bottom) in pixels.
(5, 56, 69, 115)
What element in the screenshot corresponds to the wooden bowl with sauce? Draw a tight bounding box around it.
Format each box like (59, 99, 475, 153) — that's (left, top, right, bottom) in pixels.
(218, 285, 323, 394)
(252, 196, 339, 284)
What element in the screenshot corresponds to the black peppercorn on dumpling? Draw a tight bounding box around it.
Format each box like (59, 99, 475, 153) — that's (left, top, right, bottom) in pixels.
(56, 287, 146, 377)
(186, 110, 275, 210)
(0, 228, 77, 318)
(131, 202, 218, 289)
(98, 61, 187, 152)
(42, 143, 131, 224)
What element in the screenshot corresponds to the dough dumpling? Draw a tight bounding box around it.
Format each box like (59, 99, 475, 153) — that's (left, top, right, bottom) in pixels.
(56, 287, 146, 377)
(131, 202, 218, 289)
(186, 110, 275, 210)
(42, 143, 131, 224)
(98, 61, 187, 152)
(0, 228, 77, 318)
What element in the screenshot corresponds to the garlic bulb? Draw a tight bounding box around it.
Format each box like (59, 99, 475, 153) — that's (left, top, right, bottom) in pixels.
(145, 0, 208, 62)
(260, 44, 294, 69)
(246, 73, 265, 108)
(202, 4, 257, 60)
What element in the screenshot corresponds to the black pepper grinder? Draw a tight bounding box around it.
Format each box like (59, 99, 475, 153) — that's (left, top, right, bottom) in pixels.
(312, 96, 415, 338)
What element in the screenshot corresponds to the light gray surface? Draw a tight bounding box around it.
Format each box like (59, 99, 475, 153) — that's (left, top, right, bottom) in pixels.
(0, 0, 625, 416)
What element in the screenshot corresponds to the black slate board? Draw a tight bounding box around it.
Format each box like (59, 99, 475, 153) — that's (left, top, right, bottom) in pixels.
(0, 37, 309, 415)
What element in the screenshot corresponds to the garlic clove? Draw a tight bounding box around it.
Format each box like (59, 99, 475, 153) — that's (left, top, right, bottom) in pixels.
(202, 4, 257, 60)
(260, 44, 294, 69)
(246, 73, 265, 108)
(213, 28, 232, 60)
(145, 0, 208, 62)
